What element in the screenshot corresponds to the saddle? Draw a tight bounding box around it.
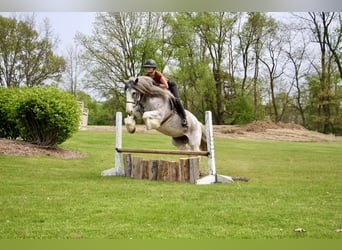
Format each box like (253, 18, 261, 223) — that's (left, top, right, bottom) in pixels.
(169, 98, 176, 110)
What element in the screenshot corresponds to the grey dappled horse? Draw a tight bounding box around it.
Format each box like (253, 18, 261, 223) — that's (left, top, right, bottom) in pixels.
(124, 76, 207, 151)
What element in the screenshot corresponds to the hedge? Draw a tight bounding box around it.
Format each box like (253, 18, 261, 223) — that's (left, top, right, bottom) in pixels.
(0, 87, 20, 139)
(0, 86, 81, 146)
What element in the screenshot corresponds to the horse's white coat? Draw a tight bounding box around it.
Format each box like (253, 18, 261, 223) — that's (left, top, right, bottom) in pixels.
(124, 76, 206, 151)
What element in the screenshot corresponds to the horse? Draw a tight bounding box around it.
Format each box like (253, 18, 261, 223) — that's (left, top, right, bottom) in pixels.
(123, 76, 207, 151)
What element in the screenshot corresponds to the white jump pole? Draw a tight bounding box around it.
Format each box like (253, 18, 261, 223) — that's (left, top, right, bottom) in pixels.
(101, 112, 124, 176)
(206, 110, 216, 176)
(196, 111, 233, 184)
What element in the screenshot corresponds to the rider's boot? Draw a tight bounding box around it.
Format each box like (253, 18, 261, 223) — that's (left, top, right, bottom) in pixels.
(175, 99, 188, 127)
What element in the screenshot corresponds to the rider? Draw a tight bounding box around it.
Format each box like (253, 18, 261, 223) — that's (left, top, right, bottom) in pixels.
(143, 59, 188, 127)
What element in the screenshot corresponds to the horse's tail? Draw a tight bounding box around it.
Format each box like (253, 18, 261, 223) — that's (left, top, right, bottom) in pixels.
(200, 123, 207, 151)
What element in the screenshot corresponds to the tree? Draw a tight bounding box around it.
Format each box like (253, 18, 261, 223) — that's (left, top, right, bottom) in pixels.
(237, 12, 256, 95)
(77, 12, 170, 89)
(191, 12, 237, 124)
(77, 12, 172, 113)
(164, 12, 214, 121)
(0, 15, 65, 88)
(322, 12, 342, 80)
(258, 19, 292, 122)
(237, 13, 276, 119)
(304, 12, 342, 133)
(284, 23, 311, 126)
(246, 13, 274, 118)
(74, 12, 341, 133)
(64, 44, 83, 96)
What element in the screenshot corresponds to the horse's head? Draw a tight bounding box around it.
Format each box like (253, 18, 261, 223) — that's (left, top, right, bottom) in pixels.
(124, 77, 140, 116)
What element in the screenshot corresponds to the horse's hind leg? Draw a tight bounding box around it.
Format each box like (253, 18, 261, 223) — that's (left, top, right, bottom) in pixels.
(188, 127, 202, 152)
(172, 136, 190, 150)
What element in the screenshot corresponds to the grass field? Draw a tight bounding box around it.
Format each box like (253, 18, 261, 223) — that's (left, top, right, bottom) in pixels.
(0, 130, 342, 239)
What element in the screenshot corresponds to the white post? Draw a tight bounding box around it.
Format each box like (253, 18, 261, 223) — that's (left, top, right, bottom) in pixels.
(196, 111, 233, 184)
(115, 112, 123, 170)
(205, 110, 216, 176)
(101, 112, 124, 176)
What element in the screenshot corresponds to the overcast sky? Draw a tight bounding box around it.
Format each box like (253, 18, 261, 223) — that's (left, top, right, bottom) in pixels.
(37, 12, 96, 52)
(0, 12, 97, 54)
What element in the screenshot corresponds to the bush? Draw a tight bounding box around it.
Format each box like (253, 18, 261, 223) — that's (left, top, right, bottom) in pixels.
(0, 87, 21, 139)
(15, 86, 81, 146)
(231, 96, 255, 125)
(0, 86, 81, 146)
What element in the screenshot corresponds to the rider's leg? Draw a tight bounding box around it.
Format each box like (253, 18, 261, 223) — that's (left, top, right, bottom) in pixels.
(168, 80, 188, 127)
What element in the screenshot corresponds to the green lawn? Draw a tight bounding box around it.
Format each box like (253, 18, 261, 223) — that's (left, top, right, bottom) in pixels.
(0, 130, 341, 239)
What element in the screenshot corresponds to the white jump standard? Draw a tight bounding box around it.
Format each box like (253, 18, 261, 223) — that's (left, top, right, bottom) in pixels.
(101, 111, 234, 184)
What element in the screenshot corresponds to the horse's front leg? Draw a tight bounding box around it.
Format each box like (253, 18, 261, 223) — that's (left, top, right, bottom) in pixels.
(124, 115, 136, 133)
(142, 111, 162, 130)
(124, 104, 143, 133)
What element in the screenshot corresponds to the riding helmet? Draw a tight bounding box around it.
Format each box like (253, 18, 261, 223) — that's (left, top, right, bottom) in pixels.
(143, 59, 157, 68)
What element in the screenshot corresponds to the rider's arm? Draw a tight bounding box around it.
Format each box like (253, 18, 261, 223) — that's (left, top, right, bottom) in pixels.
(154, 71, 169, 89)
(159, 75, 169, 89)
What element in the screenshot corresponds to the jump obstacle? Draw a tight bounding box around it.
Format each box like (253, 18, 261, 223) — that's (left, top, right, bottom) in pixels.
(101, 111, 234, 184)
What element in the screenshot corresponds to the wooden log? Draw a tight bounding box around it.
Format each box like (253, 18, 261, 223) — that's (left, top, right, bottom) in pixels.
(132, 157, 143, 179)
(189, 157, 200, 183)
(169, 161, 181, 182)
(157, 160, 169, 181)
(169, 161, 177, 181)
(175, 161, 181, 182)
(180, 158, 190, 182)
(149, 160, 159, 181)
(123, 155, 197, 183)
(142, 160, 149, 179)
(123, 154, 132, 177)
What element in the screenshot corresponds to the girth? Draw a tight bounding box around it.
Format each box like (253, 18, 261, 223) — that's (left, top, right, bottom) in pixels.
(160, 109, 177, 126)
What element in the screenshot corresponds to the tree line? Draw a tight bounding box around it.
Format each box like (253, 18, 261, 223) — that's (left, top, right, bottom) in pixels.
(1, 12, 342, 134)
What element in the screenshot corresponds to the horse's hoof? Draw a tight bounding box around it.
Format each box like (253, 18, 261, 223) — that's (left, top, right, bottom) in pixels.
(127, 127, 136, 133)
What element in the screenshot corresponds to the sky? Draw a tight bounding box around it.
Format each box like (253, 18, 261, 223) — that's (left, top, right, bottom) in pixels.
(0, 12, 97, 55)
(36, 12, 97, 53)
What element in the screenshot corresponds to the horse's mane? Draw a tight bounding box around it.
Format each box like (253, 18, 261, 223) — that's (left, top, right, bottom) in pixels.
(128, 76, 175, 101)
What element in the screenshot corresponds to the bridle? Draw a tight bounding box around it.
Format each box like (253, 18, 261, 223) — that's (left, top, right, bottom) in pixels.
(126, 87, 143, 112)
(125, 80, 176, 126)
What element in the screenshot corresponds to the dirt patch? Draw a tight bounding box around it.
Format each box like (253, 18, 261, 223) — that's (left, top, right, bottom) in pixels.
(84, 120, 341, 142)
(214, 120, 341, 141)
(0, 139, 87, 159)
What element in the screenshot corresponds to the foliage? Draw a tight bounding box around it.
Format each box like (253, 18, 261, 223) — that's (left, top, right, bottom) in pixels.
(16, 86, 81, 145)
(0, 87, 20, 139)
(230, 96, 255, 124)
(0, 16, 66, 88)
(1, 131, 342, 239)
(304, 73, 342, 134)
(76, 12, 171, 102)
(74, 12, 342, 134)
(76, 91, 116, 125)
(87, 100, 114, 125)
(0, 86, 81, 146)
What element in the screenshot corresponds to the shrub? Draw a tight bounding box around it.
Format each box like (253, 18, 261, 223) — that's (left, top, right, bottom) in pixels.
(13, 86, 81, 146)
(0, 87, 21, 139)
(231, 96, 255, 125)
